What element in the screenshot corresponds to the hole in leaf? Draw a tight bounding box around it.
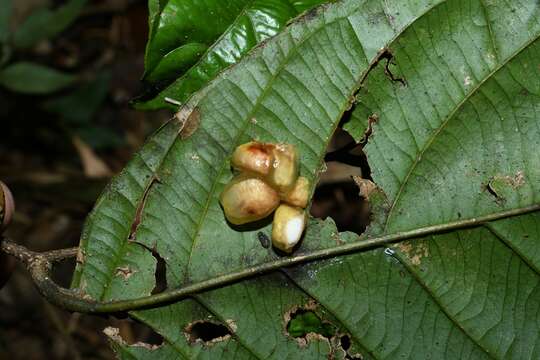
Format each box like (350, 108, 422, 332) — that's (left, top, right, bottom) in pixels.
(286, 309, 335, 339)
(151, 249, 167, 294)
(383, 56, 407, 86)
(311, 128, 371, 234)
(485, 181, 501, 199)
(340, 334, 351, 351)
(131, 240, 168, 294)
(104, 318, 164, 350)
(185, 320, 232, 344)
(51, 257, 77, 288)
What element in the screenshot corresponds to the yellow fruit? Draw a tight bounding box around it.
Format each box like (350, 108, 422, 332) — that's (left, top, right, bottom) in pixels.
(219, 175, 280, 225)
(268, 144, 299, 195)
(283, 176, 310, 208)
(231, 141, 275, 176)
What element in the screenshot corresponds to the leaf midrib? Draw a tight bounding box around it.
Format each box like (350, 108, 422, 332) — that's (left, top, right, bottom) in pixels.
(383, 32, 540, 233)
(74, 204, 540, 314)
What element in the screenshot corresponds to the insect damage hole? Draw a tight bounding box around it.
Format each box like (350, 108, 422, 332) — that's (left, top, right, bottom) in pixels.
(286, 309, 335, 339)
(151, 249, 167, 294)
(311, 128, 370, 235)
(184, 320, 233, 344)
(51, 256, 77, 288)
(340, 334, 351, 351)
(104, 318, 164, 351)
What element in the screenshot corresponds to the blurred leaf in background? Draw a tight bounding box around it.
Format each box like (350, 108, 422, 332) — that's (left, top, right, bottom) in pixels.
(0, 0, 12, 45)
(12, 0, 86, 49)
(0, 61, 76, 94)
(0, 0, 87, 94)
(42, 71, 124, 150)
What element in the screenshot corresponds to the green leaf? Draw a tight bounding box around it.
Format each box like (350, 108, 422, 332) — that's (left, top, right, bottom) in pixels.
(144, 42, 208, 83)
(13, 0, 86, 49)
(143, 0, 253, 77)
(0, 0, 12, 44)
(73, 0, 540, 358)
(136, 0, 328, 110)
(0, 62, 76, 94)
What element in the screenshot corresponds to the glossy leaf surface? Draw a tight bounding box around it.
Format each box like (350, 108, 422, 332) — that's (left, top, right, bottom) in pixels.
(137, 0, 327, 110)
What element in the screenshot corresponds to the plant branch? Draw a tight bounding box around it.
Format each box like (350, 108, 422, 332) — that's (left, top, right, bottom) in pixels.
(1, 204, 539, 314)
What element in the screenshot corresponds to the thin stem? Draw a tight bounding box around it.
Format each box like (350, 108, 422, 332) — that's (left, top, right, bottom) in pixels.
(1, 204, 539, 314)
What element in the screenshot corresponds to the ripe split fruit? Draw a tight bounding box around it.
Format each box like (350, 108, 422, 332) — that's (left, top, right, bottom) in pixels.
(220, 141, 310, 253)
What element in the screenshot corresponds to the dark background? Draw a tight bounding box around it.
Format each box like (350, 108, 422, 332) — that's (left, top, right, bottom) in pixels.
(0, 1, 368, 358)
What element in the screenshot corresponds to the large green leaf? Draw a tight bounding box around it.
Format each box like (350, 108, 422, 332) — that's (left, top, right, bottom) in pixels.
(136, 0, 328, 110)
(73, 0, 540, 358)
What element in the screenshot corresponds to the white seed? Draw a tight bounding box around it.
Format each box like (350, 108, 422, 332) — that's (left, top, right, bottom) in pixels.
(272, 204, 306, 253)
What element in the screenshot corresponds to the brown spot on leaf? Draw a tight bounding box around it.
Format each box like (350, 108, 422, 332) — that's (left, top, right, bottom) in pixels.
(115, 266, 136, 280)
(352, 177, 378, 201)
(484, 170, 526, 204)
(225, 319, 237, 333)
(395, 241, 429, 266)
(176, 106, 201, 139)
(129, 175, 159, 242)
(331, 231, 343, 245)
(76, 248, 85, 265)
(499, 171, 525, 188)
(360, 114, 379, 145)
(104, 327, 125, 345)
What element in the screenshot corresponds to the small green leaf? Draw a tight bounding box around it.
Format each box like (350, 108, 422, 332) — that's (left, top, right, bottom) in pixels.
(13, 0, 86, 49)
(0, 62, 75, 94)
(144, 43, 208, 83)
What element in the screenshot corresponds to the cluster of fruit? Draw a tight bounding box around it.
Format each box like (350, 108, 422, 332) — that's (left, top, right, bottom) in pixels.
(220, 141, 310, 253)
